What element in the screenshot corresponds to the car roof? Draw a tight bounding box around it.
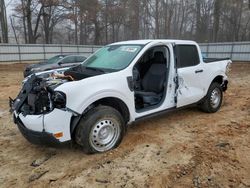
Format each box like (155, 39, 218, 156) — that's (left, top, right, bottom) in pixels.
(58, 54, 86, 57)
(110, 39, 197, 46)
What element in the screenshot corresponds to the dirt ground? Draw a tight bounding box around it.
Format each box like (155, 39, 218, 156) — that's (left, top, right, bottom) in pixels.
(0, 63, 249, 188)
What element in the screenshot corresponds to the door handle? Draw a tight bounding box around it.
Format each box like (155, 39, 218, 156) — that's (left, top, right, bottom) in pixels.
(195, 69, 203, 73)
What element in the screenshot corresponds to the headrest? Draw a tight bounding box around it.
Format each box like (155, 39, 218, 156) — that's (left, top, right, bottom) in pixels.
(154, 51, 165, 64)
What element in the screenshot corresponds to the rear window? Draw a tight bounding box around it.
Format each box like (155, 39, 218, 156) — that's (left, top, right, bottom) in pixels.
(61, 56, 76, 64)
(175, 45, 200, 68)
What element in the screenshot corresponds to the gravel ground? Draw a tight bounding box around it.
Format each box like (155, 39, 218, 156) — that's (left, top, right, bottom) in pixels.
(0, 63, 249, 188)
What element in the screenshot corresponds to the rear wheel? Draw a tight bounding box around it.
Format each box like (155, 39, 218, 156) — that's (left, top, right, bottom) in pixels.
(75, 105, 125, 153)
(200, 82, 223, 113)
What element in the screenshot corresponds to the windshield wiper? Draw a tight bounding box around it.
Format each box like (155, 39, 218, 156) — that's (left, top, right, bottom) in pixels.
(84, 66, 105, 73)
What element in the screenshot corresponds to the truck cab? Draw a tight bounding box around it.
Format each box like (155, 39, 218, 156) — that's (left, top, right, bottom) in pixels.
(10, 40, 232, 153)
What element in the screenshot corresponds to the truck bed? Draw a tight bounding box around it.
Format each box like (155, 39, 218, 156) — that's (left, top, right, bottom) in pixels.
(203, 58, 230, 63)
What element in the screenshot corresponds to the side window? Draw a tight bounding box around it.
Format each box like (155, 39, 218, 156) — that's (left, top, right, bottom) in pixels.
(76, 56, 86, 62)
(175, 45, 200, 68)
(133, 46, 168, 79)
(61, 56, 76, 64)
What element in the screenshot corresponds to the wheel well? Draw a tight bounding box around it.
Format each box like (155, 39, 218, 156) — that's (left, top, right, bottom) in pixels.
(210, 75, 228, 92)
(70, 97, 130, 137)
(212, 76, 223, 85)
(198, 76, 226, 106)
(92, 97, 130, 123)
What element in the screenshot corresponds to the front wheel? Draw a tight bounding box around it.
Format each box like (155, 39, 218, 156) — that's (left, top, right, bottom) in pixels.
(75, 105, 125, 153)
(200, 82, 223, 113)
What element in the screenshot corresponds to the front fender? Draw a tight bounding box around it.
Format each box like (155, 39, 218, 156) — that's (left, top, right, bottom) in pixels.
(55, 72, 135, 121)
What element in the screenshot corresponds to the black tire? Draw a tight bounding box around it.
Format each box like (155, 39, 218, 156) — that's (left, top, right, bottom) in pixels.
(75, 105, 126, 154)
(200, 82, 223, 113)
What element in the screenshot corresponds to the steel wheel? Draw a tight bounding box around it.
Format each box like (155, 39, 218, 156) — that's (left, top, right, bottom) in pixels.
(200, 82, 223, 113)
(75, 105, 125, 153)
(210, 88, 221, 109)
(89, 118, 121, 152)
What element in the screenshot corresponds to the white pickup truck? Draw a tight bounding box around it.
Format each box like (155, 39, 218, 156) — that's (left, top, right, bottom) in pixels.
(10, 40, 232, 153)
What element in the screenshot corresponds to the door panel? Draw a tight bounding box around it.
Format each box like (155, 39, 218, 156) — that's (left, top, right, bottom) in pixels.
(176, 64, 205, 107)
(133, 44, 175, 118)
(174, 44, 205, 107)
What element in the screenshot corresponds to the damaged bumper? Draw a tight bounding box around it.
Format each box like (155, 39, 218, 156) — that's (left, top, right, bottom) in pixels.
(10, 74, 76, 146)
(12, 108, 73, 145)
(14, 115, 61, 146)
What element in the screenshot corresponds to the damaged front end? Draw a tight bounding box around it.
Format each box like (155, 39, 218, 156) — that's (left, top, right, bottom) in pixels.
(10, 73, 74, 146)
(10, 64, 108, 146)
(10, 73, 68, 115)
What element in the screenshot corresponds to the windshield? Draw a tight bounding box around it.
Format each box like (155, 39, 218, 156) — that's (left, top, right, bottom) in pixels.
(47, 55, 64, 64)
(82, 45, 142, 71)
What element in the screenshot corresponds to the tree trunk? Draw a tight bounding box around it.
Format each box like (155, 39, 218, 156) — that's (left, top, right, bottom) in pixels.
(43, 8, 50, 44)
(26, 0, 35, 43)
(213, 0, 222, 42)
(74, 4, 78, 45)
(79, 14, 84, 45)
(130, 0, 140, 39)
(0, 0, 8, 43)
(94, 18, 100, 45)
(195, 0, 202, 42)
(155, 0, 160, 38)
(10, 16, 18, 44)
(21, 0, 27, 43)
(235, 0, 243, 41)
(49, 27, 53, 43)
(26, 0, 43, 44)
(179, 0, 185, 38)
(105, 0, 108, 44)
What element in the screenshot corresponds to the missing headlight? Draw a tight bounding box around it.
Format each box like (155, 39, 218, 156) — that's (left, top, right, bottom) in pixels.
(52, 91, 66, 109)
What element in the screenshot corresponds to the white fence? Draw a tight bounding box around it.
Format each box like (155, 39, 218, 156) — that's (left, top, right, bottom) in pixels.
(199, 41, 250, 62)
(0, 44, 102, 63)
(0, 42, 250, 63)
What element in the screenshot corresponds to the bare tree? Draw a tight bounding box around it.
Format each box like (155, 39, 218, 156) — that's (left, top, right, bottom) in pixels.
(128, 0, 140, 39)
(26, 0, 43, 43)
(8, 0, 250, 44)
(10, 16, 18, 44)
(21, 0, 28, 43)
(40, 0, 65, 44)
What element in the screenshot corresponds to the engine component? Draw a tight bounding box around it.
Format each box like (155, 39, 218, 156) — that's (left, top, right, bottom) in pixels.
(51, 91, 66, 109)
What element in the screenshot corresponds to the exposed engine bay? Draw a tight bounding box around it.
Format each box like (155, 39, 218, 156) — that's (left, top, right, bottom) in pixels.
(10, 65, 105, 116)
